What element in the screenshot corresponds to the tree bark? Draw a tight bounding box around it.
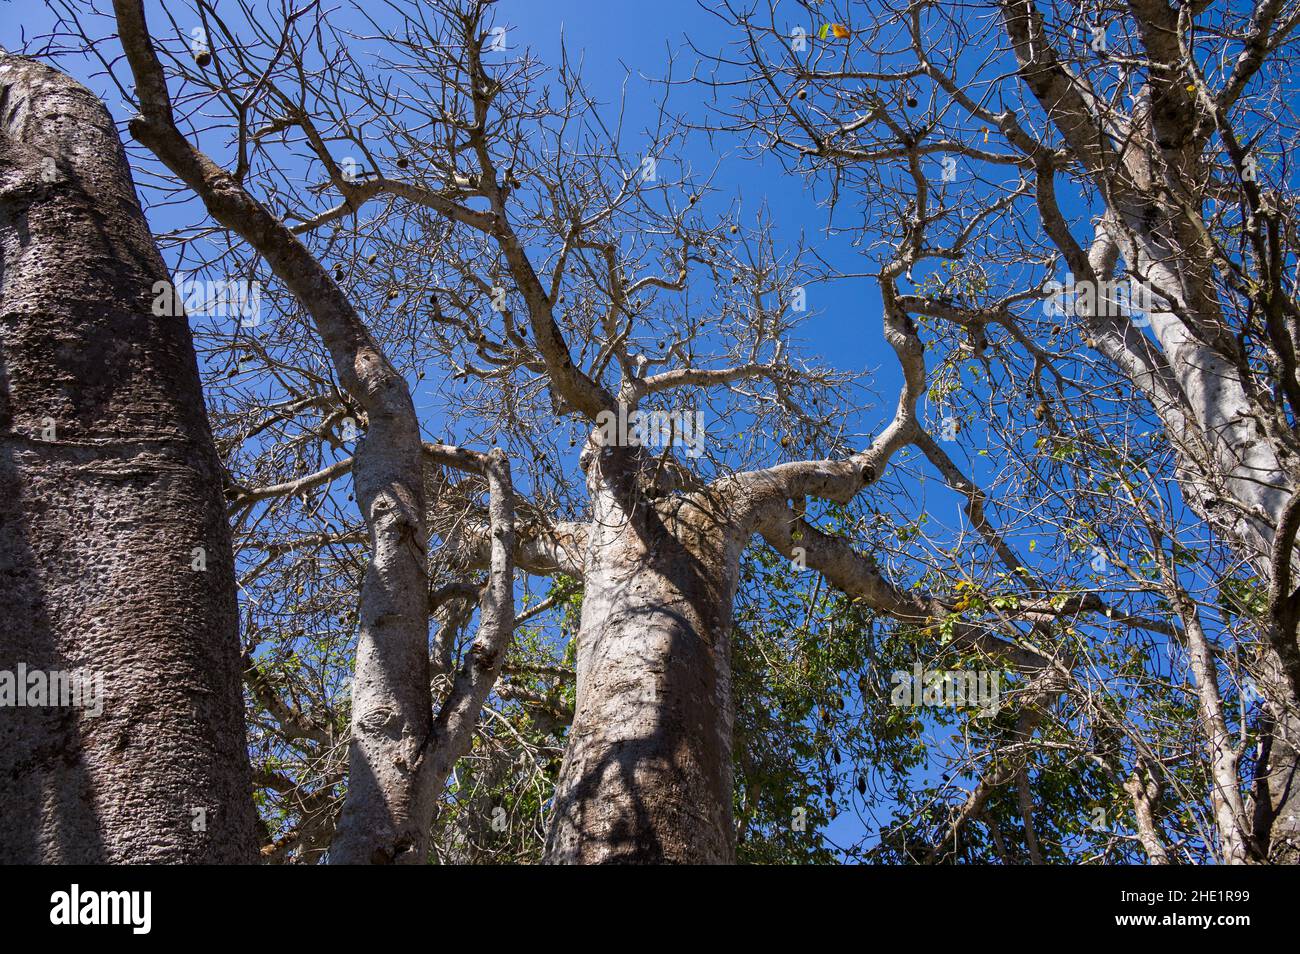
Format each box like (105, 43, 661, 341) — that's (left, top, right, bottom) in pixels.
(0, 53, 257, 862)
(413, 448, 516, 833)
(1124, 769, 1171, 865)
(1174, 594, 1253, 862)
(543, 448, 739, 863)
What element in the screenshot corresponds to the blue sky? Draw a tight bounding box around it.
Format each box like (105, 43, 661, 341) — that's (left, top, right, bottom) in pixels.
(495, 0, 897, 405)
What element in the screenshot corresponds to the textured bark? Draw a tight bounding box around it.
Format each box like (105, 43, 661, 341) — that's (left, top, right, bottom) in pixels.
(1252, 654, 1300, 864)
(541, 297, 931, 863)
(0, 53, 257, 862)
(544, 448, 739, 864)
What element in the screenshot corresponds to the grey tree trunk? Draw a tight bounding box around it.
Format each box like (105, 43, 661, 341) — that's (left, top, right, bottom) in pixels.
(0, 53, 257, 863)
(544, 449, 738, 863)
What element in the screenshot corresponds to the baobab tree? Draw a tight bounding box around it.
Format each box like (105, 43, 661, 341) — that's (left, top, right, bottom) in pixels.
(26, 0, 1295, 864)
(66, 0, 1174, 863)
(0, 51, 257, 862)
(93, 0, 850, 862)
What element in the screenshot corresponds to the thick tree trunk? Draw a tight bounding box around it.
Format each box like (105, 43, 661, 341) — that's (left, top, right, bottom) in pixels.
(544, 452, 739, 863)
(0, 54, 257, 862)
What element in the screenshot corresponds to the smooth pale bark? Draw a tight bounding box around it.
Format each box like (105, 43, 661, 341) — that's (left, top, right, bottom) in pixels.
(1173, 593, 1253, 863)
(1113, 210, 1300, 863)
(0, 54, 257, 862)
(1104, 223, 1300, 862)
(544, 447, 740, 864)
(1124, 769, 1171, 865)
